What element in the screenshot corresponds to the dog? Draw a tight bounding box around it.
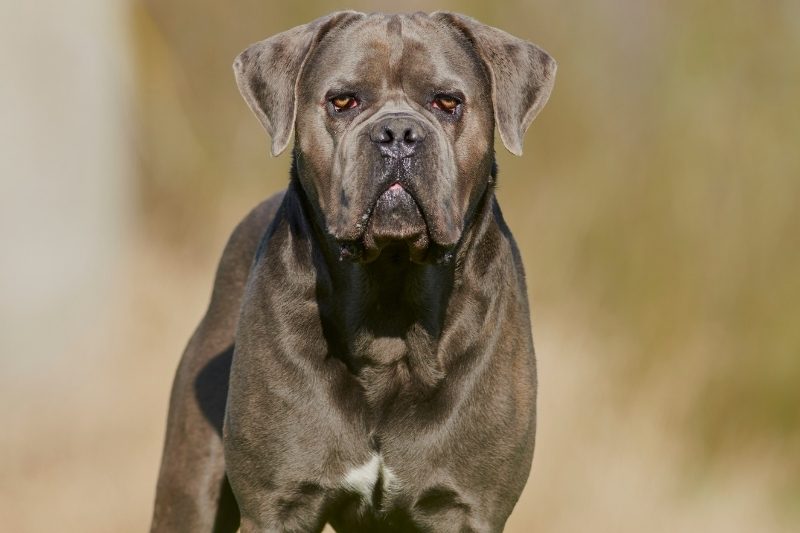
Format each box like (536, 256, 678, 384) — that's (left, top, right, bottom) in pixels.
(150, 11, 556, 533)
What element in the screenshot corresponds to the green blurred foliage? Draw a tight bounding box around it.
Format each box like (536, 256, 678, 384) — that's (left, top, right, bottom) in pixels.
(133, 0, 800, 499)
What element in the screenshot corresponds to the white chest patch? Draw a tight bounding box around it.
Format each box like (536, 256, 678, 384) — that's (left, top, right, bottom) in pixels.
(342, 453, 398, 504)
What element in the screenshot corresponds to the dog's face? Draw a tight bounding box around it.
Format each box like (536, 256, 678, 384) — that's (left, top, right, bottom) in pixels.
(294, 15, 493, 263)
(235, 12, 556, 263)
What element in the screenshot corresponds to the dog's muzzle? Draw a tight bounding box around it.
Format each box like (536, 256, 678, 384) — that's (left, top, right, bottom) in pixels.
(337, 114, 428, 263)
(336, 114, 456, 265)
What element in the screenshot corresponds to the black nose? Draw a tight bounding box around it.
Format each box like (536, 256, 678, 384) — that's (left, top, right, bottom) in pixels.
(369, 115, 427, 156)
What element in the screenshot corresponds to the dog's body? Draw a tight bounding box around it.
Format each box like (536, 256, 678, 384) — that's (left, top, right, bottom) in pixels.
(151, 11, 555, 533)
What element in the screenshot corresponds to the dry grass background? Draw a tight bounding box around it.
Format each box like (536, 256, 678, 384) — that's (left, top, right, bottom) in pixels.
(1, 0, 799, 531)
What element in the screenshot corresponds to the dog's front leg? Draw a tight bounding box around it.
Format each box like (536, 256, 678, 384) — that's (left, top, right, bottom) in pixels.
(150, 340, 239, 533)
(150, 195, 284, 533)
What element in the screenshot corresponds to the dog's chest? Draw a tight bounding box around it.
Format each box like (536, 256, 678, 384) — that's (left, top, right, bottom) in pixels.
(359, 335, 407, 367)
(341, 453, 398, 504)
(352, 335, 412, 405)
(352, 331, 440, 405)
(328, 451, 475, 531)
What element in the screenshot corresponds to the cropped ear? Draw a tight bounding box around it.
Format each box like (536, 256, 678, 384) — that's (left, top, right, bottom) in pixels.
(234, 12, 363, 156)
(433, 13, 557, 156)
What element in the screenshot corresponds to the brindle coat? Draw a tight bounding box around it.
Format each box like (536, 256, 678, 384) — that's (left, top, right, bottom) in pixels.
(151, 11, 556, 533)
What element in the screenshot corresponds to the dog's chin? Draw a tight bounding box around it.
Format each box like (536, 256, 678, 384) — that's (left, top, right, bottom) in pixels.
(363, 183, 431, 263)
(338, 184, 431, 264)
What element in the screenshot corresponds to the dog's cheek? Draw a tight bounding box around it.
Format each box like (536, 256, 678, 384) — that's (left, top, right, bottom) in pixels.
(454, 116, 494, 218)
(297, 120, 336, 205)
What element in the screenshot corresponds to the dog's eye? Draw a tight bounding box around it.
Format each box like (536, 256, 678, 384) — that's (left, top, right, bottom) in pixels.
(330, 95, 358, 112)
(432, 94, 461, 114)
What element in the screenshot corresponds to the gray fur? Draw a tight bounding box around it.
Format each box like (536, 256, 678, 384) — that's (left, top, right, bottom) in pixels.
(151, 11, 556, 533)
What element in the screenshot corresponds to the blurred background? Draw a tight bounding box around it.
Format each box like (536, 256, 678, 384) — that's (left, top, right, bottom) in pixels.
(2, 0, 798, 531)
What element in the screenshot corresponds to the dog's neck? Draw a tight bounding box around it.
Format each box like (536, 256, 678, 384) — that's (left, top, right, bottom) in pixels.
(278, 168, 499, 410)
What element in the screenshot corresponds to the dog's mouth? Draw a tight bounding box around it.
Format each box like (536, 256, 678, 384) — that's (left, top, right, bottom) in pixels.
(338, 181, 432, 264)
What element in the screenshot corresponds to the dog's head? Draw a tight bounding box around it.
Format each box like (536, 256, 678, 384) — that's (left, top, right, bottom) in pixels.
(235, 12, 555, 263)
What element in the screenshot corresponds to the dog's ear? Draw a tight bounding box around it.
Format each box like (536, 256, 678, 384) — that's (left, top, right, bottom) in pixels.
(433, 13, 557, 156)
(234, 12, 362, 156)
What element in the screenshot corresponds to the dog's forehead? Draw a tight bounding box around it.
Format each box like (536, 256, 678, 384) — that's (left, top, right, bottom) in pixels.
(301, 13, 487, 97)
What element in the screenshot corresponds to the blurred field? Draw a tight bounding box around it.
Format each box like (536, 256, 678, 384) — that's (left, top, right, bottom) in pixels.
(2, 0, 799, 531)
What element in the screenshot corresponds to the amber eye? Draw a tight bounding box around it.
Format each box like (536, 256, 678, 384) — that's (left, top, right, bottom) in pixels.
(432, 94, 461, 113)
(330, 95, 358, 111)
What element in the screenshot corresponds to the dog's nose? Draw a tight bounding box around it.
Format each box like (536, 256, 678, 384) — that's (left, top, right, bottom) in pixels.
(370, 115, 427, 156)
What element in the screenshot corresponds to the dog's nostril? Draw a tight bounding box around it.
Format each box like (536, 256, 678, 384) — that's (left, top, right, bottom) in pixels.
(404, 128, 420, 144)
(380, 127, 395, 143)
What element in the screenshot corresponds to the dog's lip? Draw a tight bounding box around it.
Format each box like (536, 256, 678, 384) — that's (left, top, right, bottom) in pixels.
(358, 180, 427, 233)
(336, 180, 432, 262)
(367, 180, 427, 229)
(363, 185, 429, 263)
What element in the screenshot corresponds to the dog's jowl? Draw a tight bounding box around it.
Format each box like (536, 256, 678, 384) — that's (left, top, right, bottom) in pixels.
(150, 11, 556, 533)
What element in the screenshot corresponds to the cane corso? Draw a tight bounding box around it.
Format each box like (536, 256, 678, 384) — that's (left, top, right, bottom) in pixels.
(150, 11, 556, 533)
